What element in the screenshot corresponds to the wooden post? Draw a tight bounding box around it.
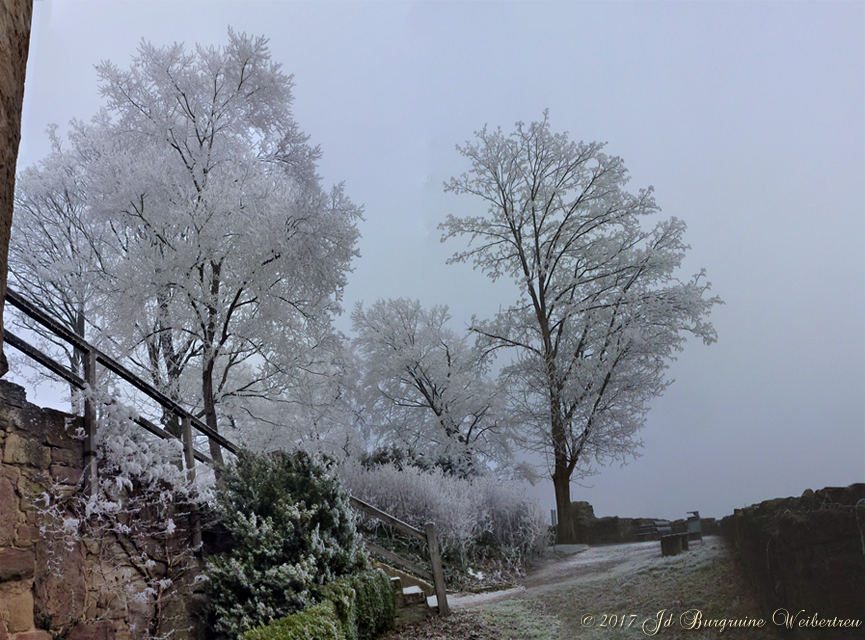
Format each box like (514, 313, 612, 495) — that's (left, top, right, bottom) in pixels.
(425, 522, 449, 616)
(82, 349, 98, 497)
(181, 414, 202, 548)
(660, 534, 683, 557)
(181, 414, 195, 478)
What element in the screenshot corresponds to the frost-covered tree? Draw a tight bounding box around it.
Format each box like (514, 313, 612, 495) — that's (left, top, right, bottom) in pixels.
(12, 30, 361, 460)
(441, 113, 721, 542)
(9, 121, 112, 390)
(90, 31, 362, 463)
(351, 298, 511, 473)
(232, 336, 367, 459)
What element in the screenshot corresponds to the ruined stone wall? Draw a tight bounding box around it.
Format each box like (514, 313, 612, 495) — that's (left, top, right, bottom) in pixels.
(720, 485, 865, 638)
(563, 501, 720, 545)
(1, 380, 82, 640)
(0, 380, 206, 640)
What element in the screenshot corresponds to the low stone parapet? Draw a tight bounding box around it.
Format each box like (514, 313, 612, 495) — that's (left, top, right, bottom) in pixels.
(721, 484, 865, 638)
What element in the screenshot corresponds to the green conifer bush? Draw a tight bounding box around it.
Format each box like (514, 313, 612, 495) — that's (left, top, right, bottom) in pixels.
(239, 569, 396, 640)
(319, 569, 396, 640)
(206, 448, 368, 639)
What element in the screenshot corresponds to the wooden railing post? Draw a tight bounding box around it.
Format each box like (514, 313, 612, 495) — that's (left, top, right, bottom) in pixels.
(82, 348, 98, 497)
(181, 414, 202, 548)
(181, 414, 195, 478)
(425, 522, 449, 616)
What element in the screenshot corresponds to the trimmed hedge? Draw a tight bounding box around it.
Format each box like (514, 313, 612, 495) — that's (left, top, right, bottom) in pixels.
(322, 569, 396, 640)
(242, 601, 344, 640)
(244, 570, 396, 640)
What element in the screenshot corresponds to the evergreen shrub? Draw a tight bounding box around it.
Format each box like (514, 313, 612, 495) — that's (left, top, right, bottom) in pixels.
(240, 569, 396, 640)
(206, 448, 367, 639)
(350, 569, 396, 640)
(241, 601, 345, 640)
(320, 569, 396, 640)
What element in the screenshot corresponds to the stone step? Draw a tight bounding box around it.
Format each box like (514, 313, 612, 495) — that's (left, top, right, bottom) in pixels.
(401, 585, 427, 606)
(389, 573, 440, 626)
(389, 576, 402, 593)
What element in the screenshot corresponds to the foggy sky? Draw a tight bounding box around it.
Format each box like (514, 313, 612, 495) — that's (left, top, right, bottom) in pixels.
(13, 0, 864, 520)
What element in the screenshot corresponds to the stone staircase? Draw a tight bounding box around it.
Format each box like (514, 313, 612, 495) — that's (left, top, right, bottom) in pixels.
(388, 573, 441, 626)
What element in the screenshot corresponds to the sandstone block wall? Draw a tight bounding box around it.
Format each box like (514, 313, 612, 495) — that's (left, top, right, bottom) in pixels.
(0, 0, 34, 377)
(0, 380, 206, 640)
(0, 380, 81, 640)
(721, 484, 865, 638)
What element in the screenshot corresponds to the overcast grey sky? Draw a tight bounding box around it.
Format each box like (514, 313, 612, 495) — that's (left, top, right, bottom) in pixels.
(13, 0, 864, 520)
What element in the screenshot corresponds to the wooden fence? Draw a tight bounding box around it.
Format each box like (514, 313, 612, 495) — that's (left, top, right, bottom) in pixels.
(3, 287, 450, 614)
(349, 496, 449, 615)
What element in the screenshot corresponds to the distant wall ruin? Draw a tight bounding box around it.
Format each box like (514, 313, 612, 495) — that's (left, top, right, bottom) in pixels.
(562, 501, 720, 545)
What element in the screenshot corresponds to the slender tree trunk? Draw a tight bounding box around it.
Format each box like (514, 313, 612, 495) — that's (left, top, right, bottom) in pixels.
(0, 0, 34, 377)
(201, 264, 225, 465)
(547, 355, 576, 543)
(551, 410, 575, 543)
(202, 355, 224, 466)
(553, 463, 574, 544)
(70, 307, 86, 409)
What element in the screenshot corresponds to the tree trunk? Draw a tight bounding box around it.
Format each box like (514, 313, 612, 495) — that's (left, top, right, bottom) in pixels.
(553, 460, 575, 544)
(551, 419, 577, 542)
(202, 357, 225, 466)
(0, 0, 34, 377)
(549, 378, 577, 543)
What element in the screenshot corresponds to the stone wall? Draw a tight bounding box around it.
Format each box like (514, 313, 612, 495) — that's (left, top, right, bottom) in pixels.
(563, 501, 720, 545)
(1, 380, 80, 640)
(0, 380, 206, 640)
(0, 0, 34, 377)
(720, 484, 865, 638)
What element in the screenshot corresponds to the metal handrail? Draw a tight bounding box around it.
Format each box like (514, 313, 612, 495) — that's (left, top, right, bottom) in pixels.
(5, 327, 214, 464)
(5, 289, 238, 454)
(3, 288, 449, 613)
(3, 288, 237, 492)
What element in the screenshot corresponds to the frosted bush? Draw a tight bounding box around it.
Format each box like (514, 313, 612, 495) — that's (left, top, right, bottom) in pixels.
(472, 474, 549, 558)
(87, 389, 208, 502)
(340, 459, 479, 555)
(38, 385, 210, 639)
(338, 459, 547, 568)
(205, 448, 367, 639)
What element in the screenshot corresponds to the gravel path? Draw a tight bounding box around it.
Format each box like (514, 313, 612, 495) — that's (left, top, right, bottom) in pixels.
(381, 537, 778, 640)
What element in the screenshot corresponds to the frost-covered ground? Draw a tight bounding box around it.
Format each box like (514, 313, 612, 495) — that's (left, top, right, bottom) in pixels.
(383, 537, 776, 640)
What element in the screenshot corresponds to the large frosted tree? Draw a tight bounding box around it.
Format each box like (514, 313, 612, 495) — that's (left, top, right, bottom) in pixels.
(12, 31, 361, 462)
(441, 114, 721, 541)
(9, 121, 111, 389)
(95, 31, 361, 463)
